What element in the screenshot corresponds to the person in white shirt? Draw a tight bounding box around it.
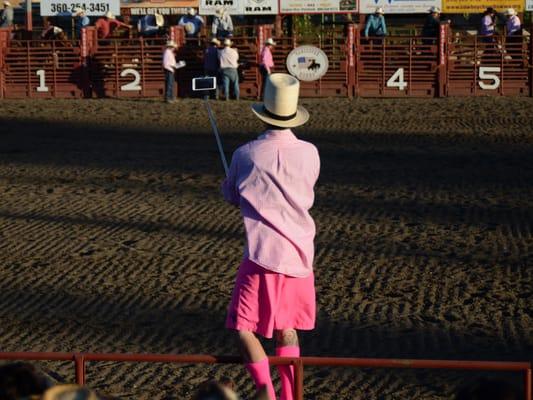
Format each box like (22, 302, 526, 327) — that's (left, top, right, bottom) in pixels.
(162, 40, 179, 103)
(218, 38, 239, 100)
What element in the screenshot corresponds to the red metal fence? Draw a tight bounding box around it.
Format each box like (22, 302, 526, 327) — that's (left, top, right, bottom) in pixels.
(0, 24, 532, 99)
(0, 352, 531, 400)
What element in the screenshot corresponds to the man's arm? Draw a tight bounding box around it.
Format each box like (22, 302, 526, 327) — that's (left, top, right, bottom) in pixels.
(381, 17, 387, 35)
(364, 17, 371, 37)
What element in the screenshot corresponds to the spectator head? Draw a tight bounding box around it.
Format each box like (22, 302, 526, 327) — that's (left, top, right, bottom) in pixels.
(165, 40, 178, 49)
(155, 13, 164, 27)
(105, 11, 115, 19)
(193, 379, 238, 400)
(265, 37, 276, 46)
(215, 6, 226, 17)
(429, 6, 440, 14)
(223, 38, 232, 47)
(0, 362, 51, 400)
(374, 7, 384, 15)
(484, 7, 496, 15)
(505, 8, 516, 16)
(3, 0, 10, 7)
(187, 7, 196, 16)
(210, 37, 221, 46)
(455, 378, 519, 400)
(72, 7, 84, 16)
(42, 384, 101, 400)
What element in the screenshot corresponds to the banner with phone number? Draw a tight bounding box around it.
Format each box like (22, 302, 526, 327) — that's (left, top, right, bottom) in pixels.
(40, 0, 120, 16)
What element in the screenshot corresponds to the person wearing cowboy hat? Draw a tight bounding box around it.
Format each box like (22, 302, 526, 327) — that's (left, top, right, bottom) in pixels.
(504, 8, 521, 57)
(95, 11, 132, 39)
(212, 6, 233, 39)
(480, 7, 497, 43)
(259, 38, 276, 95)
(138, 13, 164, 38)
(178, 8, 204, 38)
(222, 73, 319, 400)
(72, 7, 90, 38)
(162, 40, 182, 103)
(204, 38, 221, 99)
(364, 7, 387, 43)
(217, 38, 239, 100)
(0, 0, 14, 28)
(421, 6, 441, 45)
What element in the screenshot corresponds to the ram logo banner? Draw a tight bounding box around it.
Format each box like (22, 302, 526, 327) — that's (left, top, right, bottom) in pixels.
(360, 0, 441, 13)
(200, 0, 277, 14)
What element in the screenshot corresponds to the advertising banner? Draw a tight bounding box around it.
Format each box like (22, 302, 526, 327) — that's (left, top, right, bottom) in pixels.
(41, 0, 120, 16)
(360, 0, 441, 14)
(199, 0, 277, 14)
(442, 0, 523, 13)
(120, 0, 196, 15)
(280, 0, 357, 13)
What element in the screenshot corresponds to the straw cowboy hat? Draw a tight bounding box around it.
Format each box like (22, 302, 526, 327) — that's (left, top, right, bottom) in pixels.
(42, 385, 100, 400)
(375, 7, 384, 14)
(505, 8, 517, 15)
(211, 37, 221, 45)
(265, 37, 276, 46)
(105, 11, 115, 19)
(215, 6, 226, 17)
(72, 6, 83, 15)
(53, 26, 63, 34)
(166, 40, 177, 48)
(429, 6, 440, 13)
(252, 73, 309, 128)
(155, 13, 164, 27)
(223, 38, 233, 46)
(3, 0, 10, 6)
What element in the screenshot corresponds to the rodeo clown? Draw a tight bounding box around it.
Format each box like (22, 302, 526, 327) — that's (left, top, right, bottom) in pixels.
(222, 73, 320, 400)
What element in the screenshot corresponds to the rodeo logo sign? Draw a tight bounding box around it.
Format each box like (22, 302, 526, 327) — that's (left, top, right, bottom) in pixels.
(201, 0, 277, 14)
(244, 0, 278, 14)
(286, 46, 329, 82)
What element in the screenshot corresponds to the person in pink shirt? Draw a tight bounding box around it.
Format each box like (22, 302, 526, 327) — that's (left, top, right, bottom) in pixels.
(222, 73, 320, 400)
(259, 38, 275, 96)
(95, 11, 132, 39)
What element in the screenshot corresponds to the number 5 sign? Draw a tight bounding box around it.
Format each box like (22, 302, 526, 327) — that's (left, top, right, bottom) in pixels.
(478, 67, 501, 90)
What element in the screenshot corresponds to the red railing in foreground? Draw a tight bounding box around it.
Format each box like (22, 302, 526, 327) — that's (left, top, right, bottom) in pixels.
(0, 352, 531, 400)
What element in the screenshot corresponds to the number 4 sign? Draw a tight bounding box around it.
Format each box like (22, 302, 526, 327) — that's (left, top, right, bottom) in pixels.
(386, 68, 407, 91)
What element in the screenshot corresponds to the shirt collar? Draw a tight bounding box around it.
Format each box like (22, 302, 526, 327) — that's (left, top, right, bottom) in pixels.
(258, 129, 297, 141)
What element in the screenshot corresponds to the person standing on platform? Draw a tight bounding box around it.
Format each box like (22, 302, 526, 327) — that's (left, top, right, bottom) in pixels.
(222, 73, 319, 400)
(138, 13, 164, 38)
(259, 38, 275, 95)
(218, 38, 239, 100)
(422, 6, 441, 45)
(504, 8, 521, 57)
(163, 40, 179, 103)
(72, 8, 90, 39)
(212, 7, 233, 39)
(178, 8, 204, 38)
(0, 0, 13, 28)
(364, 7, 387, 44)
(95, 11, 132, 39)
(480, 7, 496, 43)
(204, 38, 221, 99)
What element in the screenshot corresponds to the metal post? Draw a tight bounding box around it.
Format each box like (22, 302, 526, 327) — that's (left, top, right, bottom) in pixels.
(525, 369, 532, 400)
(293, 359, 304, 400)
(25, 0, 32, 31)
(74, 354, 85, 385)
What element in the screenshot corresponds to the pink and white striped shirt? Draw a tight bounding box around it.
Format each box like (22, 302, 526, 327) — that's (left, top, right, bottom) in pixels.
(260, 46, 274, 72)
(222, 129, 320, 278)
(163, 48, 177, 72)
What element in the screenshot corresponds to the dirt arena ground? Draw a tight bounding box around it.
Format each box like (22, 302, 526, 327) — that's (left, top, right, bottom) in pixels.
(0, 97, 531, 399)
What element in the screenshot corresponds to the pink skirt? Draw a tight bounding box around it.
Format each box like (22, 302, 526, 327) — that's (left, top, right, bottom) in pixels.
(225, 258, 316, 338)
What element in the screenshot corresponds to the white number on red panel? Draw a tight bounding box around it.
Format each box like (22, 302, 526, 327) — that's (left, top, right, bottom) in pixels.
(36, 70, 49, 92)
(478, 67, 501, 90)
(120, 69, 141, 91)
(386, 68, 407, 90)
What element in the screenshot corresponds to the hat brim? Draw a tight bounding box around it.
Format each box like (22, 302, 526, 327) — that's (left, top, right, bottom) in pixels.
(251, 104, 309, 128)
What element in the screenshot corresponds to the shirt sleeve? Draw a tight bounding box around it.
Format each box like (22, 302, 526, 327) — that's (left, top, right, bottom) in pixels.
(364, 17, 370, 36)
(381, 17, 387, 35)
(221, 150, 240, 206)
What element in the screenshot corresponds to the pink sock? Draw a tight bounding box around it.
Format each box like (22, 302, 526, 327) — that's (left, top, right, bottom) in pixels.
(245, 357, 276, 400)
(275, 346, 300, 400)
